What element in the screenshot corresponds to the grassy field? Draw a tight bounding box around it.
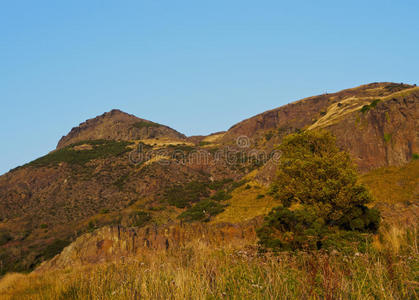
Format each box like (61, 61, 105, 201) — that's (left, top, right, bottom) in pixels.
(0, 222, 417, 300)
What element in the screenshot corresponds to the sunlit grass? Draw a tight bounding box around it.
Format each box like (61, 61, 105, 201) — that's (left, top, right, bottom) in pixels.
(1, 223, 417, 300)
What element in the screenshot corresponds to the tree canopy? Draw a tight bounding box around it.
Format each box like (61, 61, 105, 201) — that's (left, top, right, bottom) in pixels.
(258, 131, 380, 252)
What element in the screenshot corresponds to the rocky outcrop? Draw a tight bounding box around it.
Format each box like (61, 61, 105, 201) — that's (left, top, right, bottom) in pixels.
(223, 83, 419, 171)
(57, 109, 186, 148)
(321, 89, 419, 171)
(36, 220, 260, 271)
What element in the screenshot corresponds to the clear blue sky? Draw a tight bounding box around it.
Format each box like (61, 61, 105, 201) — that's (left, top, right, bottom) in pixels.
(1, 0, 418, 174)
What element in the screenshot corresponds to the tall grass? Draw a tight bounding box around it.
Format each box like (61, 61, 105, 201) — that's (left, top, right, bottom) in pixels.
(0, 224, 417, 300)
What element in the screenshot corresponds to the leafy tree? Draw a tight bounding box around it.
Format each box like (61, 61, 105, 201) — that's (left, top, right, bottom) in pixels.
(258, 131, 380, 252)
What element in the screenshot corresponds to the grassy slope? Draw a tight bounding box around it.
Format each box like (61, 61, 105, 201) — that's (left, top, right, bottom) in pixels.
(215, 160, 419, 224)
(212, 181, 280, 223)
(360, 160, 419, 204)
(0, 223, 417, 299)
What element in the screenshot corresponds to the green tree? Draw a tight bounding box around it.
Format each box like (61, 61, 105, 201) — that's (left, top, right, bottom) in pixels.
(258, 131, 379, 252)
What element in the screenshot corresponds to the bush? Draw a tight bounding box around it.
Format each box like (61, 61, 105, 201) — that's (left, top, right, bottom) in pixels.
(131, 211, 151, 227)
(360, 99, 381, 113)
(178, 200, 226, 222)
(211, 190, 232, 201)
(257, 131, 380, 252)
(230, 179, 249, 190)
(199, 141, 211, 146)
(26, 140, 132, 167)
(360, 105, 370, 113)
(257, 206, 328, 251)
(164, 181, 210, 208)
(335, 205, 380, 232)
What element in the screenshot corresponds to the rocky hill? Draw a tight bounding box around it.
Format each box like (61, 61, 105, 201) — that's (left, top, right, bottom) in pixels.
(0, 82, 418, 276)
(57, 109, 186, 148)
(220, 82, 419, 171)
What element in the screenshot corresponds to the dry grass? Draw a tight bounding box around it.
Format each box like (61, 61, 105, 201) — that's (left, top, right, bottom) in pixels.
(308, 96, 368, 130)
(135, 139, 194, 148)
(309, 86, 419, 131)
(360, 160, 419, 204)
(202, 133, 225, 143)
(0, 223, 417, 300)
(213, 181, 281, 223)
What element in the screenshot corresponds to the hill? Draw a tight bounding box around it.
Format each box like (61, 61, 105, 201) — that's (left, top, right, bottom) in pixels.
(57, 109, 185, 148)
(220, 82, 419, 171)
(0, 82, 418, 278)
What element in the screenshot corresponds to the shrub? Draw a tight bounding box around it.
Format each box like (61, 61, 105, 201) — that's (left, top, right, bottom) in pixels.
(256, 194, 265, 199)
(26, 140, 132, 167)
(199, 141, 211, 146)
(383, 133, 392, 143)
(131, 211, 151, 227)
(178, 200, 226, 222)
(211, 190, 232, 201)
(230, 179, 248, 190)
(369, 99, 381, 108)
(335, 205, 380, 232)
(360, 99, 381, 113)
(164, 181, 210, 208)
(257, 131, 380, 252)
(208, 178, 233, 190)
(413, 153, 419, 160)
(360, 105, 371, 113)
(257, 206, 328, 251)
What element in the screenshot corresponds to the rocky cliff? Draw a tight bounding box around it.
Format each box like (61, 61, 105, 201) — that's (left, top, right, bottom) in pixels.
(36, 220, 260, 271)
(222, 83, 419, 171)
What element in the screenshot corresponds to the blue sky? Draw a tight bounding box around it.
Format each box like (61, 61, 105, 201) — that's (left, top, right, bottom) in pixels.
(1, 0, 418, 174)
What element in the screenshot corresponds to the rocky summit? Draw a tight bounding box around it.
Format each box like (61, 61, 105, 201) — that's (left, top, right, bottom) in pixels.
(57, 109, 186, 148)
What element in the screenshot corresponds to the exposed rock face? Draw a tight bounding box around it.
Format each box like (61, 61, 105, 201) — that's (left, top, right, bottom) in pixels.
(57, 109, 186, 149)
(223, 83, 419, 171)
(36, 220, 260, 271)
(321, 89, 419, 171)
